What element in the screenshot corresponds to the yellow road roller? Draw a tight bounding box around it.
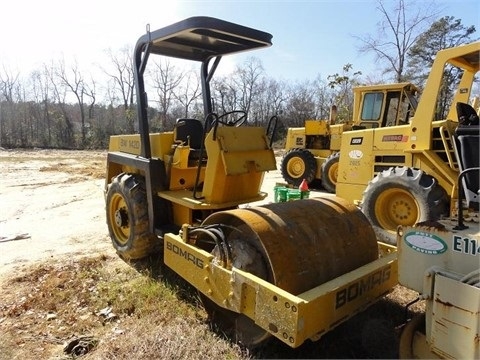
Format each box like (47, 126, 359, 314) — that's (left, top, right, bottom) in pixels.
(104, 16, 397, 348)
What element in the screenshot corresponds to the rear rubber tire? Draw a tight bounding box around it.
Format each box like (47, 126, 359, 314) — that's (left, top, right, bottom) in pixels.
(106, 173, 159, 260)
(361, 167, 448, 244)
(280, 148, 316, 187)
(321, 152, 340, 193)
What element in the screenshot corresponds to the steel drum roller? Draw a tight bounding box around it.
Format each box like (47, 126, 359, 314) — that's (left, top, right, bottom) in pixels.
(202, 196, 378, 294)
(199, 196, 379, 346)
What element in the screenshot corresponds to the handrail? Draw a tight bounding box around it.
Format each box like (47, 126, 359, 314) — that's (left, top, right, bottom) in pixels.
(439, 125, 457, 169)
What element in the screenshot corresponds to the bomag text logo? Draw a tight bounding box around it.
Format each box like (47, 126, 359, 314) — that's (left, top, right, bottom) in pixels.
(166, 241, 204, 269)
(335, 265, 391, 309)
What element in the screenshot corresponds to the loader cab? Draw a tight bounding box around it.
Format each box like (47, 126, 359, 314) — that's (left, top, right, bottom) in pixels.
(354, 82, 419, 129)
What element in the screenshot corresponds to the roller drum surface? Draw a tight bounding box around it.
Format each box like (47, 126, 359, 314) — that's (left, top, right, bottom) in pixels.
(203, 196, 379, 294)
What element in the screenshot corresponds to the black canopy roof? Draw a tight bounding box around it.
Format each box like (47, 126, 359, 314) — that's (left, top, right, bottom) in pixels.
(135, 16, 273, 62)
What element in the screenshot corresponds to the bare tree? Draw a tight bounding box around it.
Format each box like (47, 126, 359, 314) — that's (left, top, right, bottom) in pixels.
(16, 83, 33, 147)
(252, 77, 288, 125)
(84, 78, 96, 121)
(311, 75, 334, 120)
(151, 59, 184, 130)
(104, 81, 119, 135)
(212, 76, 239, 114)
(46, 61, 74, 147)
(84, 77, 100, 145)
(0, 66, 19, 103)
(285, 80, 317, 127)
(264, 78, 288, 117)
(103, 47, 136, 133)
(355, 0, 439, 82)
(233, 57, 265, 122)
(31, 67, 54, 145)
(174, 69, 201, 119)
(56, 59, 91, 147)
(0, 66, 20, 147)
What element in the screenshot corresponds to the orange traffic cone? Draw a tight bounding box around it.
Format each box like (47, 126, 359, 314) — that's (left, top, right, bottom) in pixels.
(299, 179, 309, 191)
(299, 179, 309, 199)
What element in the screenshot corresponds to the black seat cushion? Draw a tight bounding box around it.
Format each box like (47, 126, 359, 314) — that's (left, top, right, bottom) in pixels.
(455, 125, 479, 197)
(175, 118, 204, 149)
(456, 102, 479, 126)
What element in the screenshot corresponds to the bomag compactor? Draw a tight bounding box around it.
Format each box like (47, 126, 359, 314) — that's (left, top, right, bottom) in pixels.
(104, 17, 397, 348)
(281, 82, 418, 192)
(336, 41, 480, 244)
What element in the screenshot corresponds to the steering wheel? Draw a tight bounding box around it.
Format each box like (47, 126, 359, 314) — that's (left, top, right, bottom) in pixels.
(214, 110, 247, 127)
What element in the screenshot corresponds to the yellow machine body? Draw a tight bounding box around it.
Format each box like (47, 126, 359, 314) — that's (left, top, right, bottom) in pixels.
(107, 132, 208, 192)
(281, 82, 419, 191)
(336, 119, 459, 203)
(201, 126, 276, 204)
(284, 123, 350, 167)
(164, 196, 398, 347)
(336, 41, 480, 217)
(284, 82, 419, 152)
(107, 124, 276, 227)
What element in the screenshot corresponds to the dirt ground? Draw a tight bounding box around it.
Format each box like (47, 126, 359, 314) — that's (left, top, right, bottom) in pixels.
(0, 149, 420, 359)
(0, 149, 111, 280)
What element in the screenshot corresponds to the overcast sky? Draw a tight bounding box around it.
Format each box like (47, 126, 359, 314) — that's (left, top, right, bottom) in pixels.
(1, 0, 478, 85)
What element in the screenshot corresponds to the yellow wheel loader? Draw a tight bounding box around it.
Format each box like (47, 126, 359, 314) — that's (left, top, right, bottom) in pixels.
(336, 41, 480, 244)
(104, 17, 398, 349)
(281, 82, 419, 192)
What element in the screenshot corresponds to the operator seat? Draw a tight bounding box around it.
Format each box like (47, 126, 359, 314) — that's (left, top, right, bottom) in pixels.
(454, 102, 479, 209)
(173, 118, 206, 159)
(456, 101, 479, 125)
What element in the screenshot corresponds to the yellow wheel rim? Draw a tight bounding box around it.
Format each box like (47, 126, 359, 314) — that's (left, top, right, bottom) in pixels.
(375, 188, 419, 230)
(286, 156, 305, 179)
(108, 193, 130, 245)
(327, 162, 338, 185)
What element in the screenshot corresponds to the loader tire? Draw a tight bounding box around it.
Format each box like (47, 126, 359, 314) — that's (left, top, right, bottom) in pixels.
(106, 173, 159, 260)
(280, 148, 316, 187)
(361, 167, 448, 244)
(320, 151, 340, 193)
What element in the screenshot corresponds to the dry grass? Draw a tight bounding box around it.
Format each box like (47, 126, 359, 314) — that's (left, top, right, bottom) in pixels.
(0, 254, 250, 360)
(0, 252, 425, 360)
(39, 161, 105, 180)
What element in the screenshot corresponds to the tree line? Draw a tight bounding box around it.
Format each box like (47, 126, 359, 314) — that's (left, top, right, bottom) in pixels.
(0, 5, 476, 150)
